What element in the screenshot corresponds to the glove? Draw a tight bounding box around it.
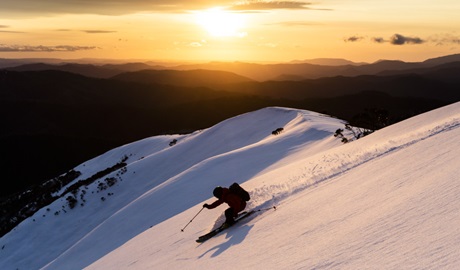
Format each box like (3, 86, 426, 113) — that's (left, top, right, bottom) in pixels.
(203, 203, 209, 209)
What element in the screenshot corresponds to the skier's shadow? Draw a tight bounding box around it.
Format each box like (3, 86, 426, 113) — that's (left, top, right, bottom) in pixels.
(198, 224, 254, 258)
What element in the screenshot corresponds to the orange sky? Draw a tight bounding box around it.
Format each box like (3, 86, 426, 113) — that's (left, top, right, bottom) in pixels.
(0, 0, 459, 63)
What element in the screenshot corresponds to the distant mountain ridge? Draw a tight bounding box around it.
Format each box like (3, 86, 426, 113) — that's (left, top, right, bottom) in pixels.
(2, 53, 460, 81)
(164, 53, 460, 81)
(111, 69, 254, 87)
(4, 62, 154, 79)
(1, 53, 459, 198)
(289, 58, 366, 66)
(422, 53, 460, 65)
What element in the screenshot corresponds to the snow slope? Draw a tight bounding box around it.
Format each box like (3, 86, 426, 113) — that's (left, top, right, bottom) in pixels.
(1, 103, 459, 270)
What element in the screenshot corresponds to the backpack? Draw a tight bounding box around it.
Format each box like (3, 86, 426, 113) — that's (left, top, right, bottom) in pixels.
(229, 182, 250, 201)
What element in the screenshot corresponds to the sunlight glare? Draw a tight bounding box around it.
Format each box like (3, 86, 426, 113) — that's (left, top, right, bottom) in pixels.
(195, 7, 246, 38)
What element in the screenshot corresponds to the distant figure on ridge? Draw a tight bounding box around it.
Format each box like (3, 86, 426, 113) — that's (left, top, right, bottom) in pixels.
(203, 183, 250, 228)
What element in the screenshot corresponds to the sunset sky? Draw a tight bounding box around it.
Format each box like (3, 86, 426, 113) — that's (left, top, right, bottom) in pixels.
(0, 0, 459, 63)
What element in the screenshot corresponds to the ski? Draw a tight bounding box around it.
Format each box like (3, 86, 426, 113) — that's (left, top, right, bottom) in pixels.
(196, 210, 255, 243)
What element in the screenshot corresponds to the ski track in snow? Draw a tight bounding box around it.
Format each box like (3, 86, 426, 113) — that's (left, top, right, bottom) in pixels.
(249, 114, 460, 210)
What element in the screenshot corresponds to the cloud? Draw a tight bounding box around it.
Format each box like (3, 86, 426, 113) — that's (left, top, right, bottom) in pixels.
(258, 42, 278, 48)
(443, 37, 460, 44)
(371, 37, 385, 43)
(268, 21, 321, 27)
(345, 33, 426, 45)
(344, 36, 364, 42)
(0, 1, 222, 17)
(390, 34, 424, 45)
(428, 34, 460, 46)
(0, 0, 328, 18)
(54, 29, 117, 34)
(82, 30, 117, 34)
(0, 30, 26, 33)
(0, 25, 26, 33)
(229, 1, 313, 11)
(189, 42, 203, 47)
(0, 44, 98, 52)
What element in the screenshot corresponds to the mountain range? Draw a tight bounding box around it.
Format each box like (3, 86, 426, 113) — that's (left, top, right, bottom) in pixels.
(1, 54, 459, 199)
(2, 53, 460, 81)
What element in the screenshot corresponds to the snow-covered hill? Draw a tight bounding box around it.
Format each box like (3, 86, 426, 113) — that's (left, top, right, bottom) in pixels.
(1, 104, 459, 270)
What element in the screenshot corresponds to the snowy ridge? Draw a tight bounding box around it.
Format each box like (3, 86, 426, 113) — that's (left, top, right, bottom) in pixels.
(1, 103, 459, 270)
(249, 105, 460, 212)
(1, 107, 345, 270)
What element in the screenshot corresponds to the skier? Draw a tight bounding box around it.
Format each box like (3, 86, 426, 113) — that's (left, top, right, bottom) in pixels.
(203, 185, 248, 228)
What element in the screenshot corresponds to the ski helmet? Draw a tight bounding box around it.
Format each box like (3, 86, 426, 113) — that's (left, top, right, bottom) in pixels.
(213, 186, 223, 199)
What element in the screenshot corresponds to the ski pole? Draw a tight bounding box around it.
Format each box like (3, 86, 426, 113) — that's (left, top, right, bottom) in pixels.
(181, 206, 205, 232)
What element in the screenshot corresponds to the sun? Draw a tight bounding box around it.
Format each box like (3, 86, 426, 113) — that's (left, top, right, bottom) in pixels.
(195, 7, 246, 38)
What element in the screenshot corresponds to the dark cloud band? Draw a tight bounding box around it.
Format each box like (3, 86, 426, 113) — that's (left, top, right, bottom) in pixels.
(390, 34, 424, 45)
(0, 44, 98, 52)
(82, 30, 117, 34)
(229, 1, 313, 11)
(0, 0, 322, 18)
(344, 33, 427, 45)
(344, 36, 364, 42)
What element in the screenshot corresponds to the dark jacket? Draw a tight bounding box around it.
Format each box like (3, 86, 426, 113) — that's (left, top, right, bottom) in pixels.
(207, 188, 246, 217)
